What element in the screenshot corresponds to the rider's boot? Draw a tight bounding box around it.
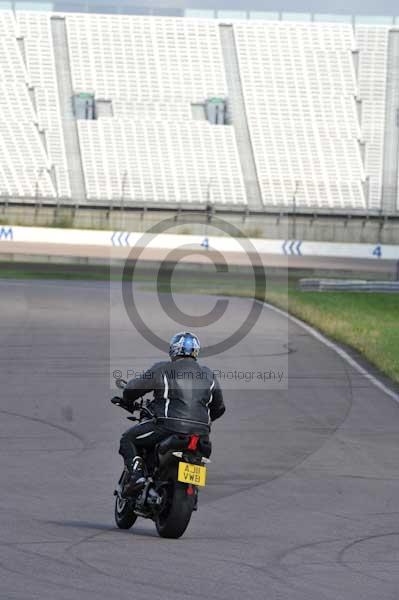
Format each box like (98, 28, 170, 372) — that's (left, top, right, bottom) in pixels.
(122, 456, 146, 497)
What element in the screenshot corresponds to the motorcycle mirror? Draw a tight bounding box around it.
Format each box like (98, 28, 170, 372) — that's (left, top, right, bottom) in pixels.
(115, 378, 127, 390)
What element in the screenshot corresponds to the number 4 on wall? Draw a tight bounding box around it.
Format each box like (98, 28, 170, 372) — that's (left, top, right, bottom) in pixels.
(373, 245, 382, 258)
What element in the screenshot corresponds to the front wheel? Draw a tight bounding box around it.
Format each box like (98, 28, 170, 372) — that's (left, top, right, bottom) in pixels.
(114, 495, 138, 530)
(155, 483, 195, 539)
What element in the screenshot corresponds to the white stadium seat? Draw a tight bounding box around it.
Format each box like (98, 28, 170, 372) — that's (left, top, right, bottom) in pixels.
(66, 14, 245, 205)
(66, 14, 228, 102)
(234, 21, 366, 209)
(78, 120, 246, 205)
(111, 101, 193, 121)
(0, 120, 54, 198)
(0, 27, 55, 198)
(0, 11, 393, 211)
(17, 11, 71, 198)
(0, 11, 70, 199)
(0, 10, 16, 37)
(355, 26, 389, 210)
(0, 82, 37, 124)
(0, 35, 28, 84)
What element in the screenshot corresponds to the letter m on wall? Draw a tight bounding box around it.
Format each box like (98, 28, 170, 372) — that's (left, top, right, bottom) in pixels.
(0, 227, 13, 241)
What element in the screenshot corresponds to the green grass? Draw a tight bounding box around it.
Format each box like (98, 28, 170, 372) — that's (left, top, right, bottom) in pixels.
(1, 263, 398, 384)
(265, 287, 399, 385)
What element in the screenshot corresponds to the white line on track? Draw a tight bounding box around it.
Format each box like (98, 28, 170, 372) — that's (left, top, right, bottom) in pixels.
(258, 299, 399, 404)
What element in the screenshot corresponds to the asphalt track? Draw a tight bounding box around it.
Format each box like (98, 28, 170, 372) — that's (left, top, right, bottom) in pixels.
(1, 279, 399, 600)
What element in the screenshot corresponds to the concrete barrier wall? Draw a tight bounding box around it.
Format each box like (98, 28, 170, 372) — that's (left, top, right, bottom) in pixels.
(0, 225, 398, 260)
(2, 205, 399, 244)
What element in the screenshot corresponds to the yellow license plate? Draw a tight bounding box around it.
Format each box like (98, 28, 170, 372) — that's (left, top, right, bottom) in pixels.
(178, 462, 207, 487)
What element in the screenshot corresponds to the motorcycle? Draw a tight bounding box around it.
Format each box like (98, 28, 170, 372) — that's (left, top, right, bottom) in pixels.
(111, 379, 212, 539)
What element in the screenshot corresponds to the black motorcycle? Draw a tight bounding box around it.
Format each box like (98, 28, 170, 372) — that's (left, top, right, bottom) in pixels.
(112, 380, 212, 539)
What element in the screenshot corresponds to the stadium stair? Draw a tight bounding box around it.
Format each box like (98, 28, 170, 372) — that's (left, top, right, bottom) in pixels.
(381, 30, 399, 213)
(51, 15, 86, 202)
(219, 24, 263, 209)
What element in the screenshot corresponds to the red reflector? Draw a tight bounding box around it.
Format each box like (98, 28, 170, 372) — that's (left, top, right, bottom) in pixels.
(188, 435, 200, 451)
(187, 485, 195, 496)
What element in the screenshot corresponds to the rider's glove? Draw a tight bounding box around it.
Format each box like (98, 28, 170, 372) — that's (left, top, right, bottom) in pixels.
(111, 396, 122, 405)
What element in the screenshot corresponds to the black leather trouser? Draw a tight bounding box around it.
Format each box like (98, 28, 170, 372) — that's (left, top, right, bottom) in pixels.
(119, 420, 169, 466)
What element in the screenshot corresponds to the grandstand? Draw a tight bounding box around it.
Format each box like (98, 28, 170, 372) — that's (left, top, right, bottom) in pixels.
(0, 9, 398, 217)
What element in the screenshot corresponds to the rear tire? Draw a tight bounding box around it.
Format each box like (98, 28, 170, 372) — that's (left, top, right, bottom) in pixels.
(114, 496, 138, 530)
(155, 483, 195, 539)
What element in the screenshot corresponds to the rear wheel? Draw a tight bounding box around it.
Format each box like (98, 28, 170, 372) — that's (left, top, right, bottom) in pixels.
(155, 482, 195, 539)
(114, 495, 138, 529)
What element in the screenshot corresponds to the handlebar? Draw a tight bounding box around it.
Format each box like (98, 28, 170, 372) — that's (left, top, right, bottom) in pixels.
(110, 394, 154, 421)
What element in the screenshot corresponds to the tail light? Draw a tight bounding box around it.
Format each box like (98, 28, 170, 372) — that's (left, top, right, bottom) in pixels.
(187, 435, 200, 451)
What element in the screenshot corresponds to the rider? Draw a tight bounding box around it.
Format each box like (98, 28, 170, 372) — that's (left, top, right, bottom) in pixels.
(115, 332, 225, 496)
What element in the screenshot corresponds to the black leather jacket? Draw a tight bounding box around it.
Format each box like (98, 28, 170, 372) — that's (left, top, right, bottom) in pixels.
(123, 357, 225, 434)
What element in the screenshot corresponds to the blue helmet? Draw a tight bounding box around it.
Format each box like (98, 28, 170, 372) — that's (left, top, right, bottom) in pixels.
(169, 332, 201, 360)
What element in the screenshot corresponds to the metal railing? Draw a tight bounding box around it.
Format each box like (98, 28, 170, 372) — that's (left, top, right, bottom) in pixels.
(299, 279, 399, 291)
